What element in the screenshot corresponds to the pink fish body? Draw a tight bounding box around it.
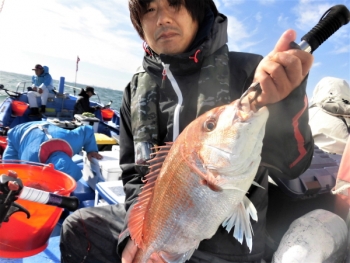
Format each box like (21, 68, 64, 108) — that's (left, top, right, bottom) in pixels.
(128, 99, 269, 263)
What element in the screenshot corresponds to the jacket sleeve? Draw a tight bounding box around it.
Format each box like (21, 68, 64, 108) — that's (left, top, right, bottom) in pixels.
(2, 130, 19, 160)
(31, 76, 36, 87)
(261, 77, 314, 180)
(230, 52, 314, 180)
(117, 83, 144, 256)
(86, 99, 96, 113)
(39, 74, 52, 88)
(80, 126, 99, 153)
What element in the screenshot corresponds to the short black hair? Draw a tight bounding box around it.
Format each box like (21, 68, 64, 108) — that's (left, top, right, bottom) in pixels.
(129, 0, 218, 39)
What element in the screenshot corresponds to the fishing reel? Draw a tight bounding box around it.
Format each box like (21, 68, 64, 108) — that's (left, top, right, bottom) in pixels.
(0, 171, 30, 226)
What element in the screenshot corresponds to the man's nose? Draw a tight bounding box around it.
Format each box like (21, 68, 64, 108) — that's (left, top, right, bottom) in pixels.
(156, 6, 173, 26)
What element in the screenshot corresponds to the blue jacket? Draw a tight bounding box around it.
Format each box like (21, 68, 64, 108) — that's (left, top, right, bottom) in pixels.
(3, 121, 98, 181)
(32, 66, 53, 90)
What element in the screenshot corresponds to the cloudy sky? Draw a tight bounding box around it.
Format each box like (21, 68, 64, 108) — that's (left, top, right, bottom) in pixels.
(0, 0, 349, 98)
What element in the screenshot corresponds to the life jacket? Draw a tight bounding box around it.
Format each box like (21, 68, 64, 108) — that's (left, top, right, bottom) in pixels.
(130, 47, 262, 168)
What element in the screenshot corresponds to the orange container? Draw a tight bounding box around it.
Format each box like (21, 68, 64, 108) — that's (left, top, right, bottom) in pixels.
(0, 136, 7, 150)
(0, 136, 7, 158)
(11, 101, 28, 117)
(0, 162, 76, 258)
(101, 108, 114, 121)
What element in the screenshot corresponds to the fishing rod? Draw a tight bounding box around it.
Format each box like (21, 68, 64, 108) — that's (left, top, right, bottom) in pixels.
(0, 171, 79, 225)
(240, 4, 350, 102)
(0, 84, 22, 98)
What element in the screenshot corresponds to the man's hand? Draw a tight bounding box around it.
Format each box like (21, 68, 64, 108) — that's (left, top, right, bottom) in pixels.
(87, 151, 103, 161)
(121, 239, 138, 263)
(38, 88, 43, 94)
(121, 239, 165, 263)
(252, 29, 314, 106)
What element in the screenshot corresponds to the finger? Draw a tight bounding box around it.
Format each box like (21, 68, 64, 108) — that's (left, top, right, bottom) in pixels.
(150, 253, 165, 263)
(121, 240, 138, 263)
(259, 59, 290, 87)
(272, 29, 297, 53)
(255, 72, 282, 106)
(271, 50, 313, 87)
(270, 52, 302, 86)
(284, 49, 314, 76)
(254, 61, 289, 105)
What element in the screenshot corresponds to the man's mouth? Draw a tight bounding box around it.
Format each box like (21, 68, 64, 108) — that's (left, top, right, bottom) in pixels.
(157, 32, 178, 40)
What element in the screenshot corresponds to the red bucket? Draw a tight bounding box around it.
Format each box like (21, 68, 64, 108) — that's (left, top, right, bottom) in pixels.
(0, 136, 7, 158)
(101, 109, 114, 121)
(0, 162, 76, 258)
(11, 101, 28, 117)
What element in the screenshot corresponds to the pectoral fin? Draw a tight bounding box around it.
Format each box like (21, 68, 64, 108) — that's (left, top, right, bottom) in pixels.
(222, 196, 257, 252)
(183, 150, 223, 192)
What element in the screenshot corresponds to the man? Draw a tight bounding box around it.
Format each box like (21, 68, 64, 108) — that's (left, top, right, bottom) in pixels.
(3, 121, 102, 181)
(28, 64, 55, 116)
(309, 77, 350, 155)
(73, 86, 101, 115)
(60, 1, 314, 262)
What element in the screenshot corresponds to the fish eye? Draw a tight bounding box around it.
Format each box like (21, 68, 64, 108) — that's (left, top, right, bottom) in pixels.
(204, 119, 216, 132)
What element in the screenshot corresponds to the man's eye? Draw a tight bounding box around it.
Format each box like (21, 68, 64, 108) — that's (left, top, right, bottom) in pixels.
(146, 7, 155, 13)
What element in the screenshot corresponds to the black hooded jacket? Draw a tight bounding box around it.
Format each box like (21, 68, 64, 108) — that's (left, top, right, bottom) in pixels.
(74, 92, 96, 115)
(117, 12, 313, 262)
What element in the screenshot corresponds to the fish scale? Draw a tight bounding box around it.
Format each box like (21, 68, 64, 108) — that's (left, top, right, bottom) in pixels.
(129, 99, 269, 263)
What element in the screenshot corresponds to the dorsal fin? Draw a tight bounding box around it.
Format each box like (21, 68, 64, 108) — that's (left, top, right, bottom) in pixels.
(128, 142, 173, 249)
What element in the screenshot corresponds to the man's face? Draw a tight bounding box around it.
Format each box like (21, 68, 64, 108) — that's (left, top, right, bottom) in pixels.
(34, 69, 43, 76)
(141, 0, 198, 55)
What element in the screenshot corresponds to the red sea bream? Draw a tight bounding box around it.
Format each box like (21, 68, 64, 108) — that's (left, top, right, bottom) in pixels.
(128, 98, 269, 263)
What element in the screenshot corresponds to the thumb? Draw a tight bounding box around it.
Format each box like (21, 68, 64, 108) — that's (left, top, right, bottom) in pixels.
(273, 29, 297, 53)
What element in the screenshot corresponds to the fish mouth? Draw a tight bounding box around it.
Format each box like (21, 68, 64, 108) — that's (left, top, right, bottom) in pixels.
(235, 96, 267, 122)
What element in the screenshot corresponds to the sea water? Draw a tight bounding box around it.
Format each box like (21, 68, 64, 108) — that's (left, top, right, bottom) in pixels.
(0, 71, 124, 111)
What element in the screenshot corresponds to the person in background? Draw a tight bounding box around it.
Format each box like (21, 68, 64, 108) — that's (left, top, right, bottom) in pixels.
(309, 77, 350, 155)
(3, 121, 102, 181)
(73, 86, 101, 115)
(28, 64, 55, 116)
(60, 0, 314, 262)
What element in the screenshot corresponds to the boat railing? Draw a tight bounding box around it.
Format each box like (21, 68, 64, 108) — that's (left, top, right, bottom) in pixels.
(15, 81, 31, 93)
(14, 82, 102, 104)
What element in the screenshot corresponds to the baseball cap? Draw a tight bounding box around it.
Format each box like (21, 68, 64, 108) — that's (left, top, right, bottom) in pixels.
(85, 86, 96, 95)
(32, 64, 43, 70)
